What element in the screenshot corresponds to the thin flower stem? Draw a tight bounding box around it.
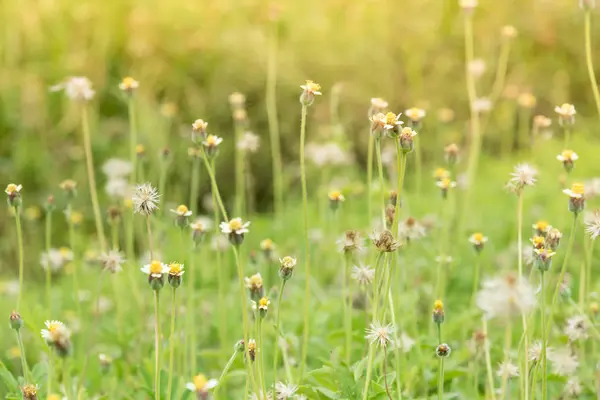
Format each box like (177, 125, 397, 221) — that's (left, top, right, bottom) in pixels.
(516, 193, 529, 400)
(471, 254, 481, 306)
(14, 207, 24, 310)
(414, 134, 422, 196)
(68, 214, 81, 317)
(299, 104, 311, 381)
(482, 317, 497, 400)
(499, 322, 513, 398)
(272, 280, 287, 399)
(258, 318, 267, 397)
(154, 290, 161, 400)
(343, 253, 352, 364)
(16, 330, 31, 382)
(585, 10, 600, 121)
(189, 244, 199, 374)
(45, 207, 53, 311)
(81, 105, 106, 252)
(189, 157, 201, 212)
(367, 132, 374, 227)
(540, 271, 547, 400)
(383, 346, 393, 400)
(213, 182, 228, 358)
(214, 349, 239, 397)
(388, 291, 403, 400)
(47, 349, 54, 395)
(438, 357, 445, 400)
(232, 246, 251, 395)
(146, 215, 155, 260)
(167, 287, 177, 400)
(201, 151, 229, 221)
(375, 138, 386, 226)
(235, 123, 245, 217)
(586, 238, 596, 301)
(489, 39, 512, 104)
(128, 96, 138, 189)
(266, 17, 283, 220)
(393, 142, 407, 233)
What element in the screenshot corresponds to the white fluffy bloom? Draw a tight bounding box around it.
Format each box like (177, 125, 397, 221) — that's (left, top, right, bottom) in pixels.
(220, 218, 250, 235)
(50, 77, 95, 101)
(564, 315, 588, 342)
(98, 251, 125, 274)
(394, 332, 416, 353)
(237, 131, 261, 153)
(584, 210, 600, 240)
(102, 159, 133, 179)
(563, 377, 582, 397)
(509, 163, 537, 189)
(548, 347, 579, 376)
(476, 274, 536, 320)
(274, 382, 298, 399)
(105, 178, 129, 199)
(398, 218, 426, 241)
(132, 183, 160, 215)
(40, 320, 71, 346)
(365, 321, 395, 348)
(40, 248, 73, 272)
(351, 265, 375, 286)
(496, 361, 519, 378)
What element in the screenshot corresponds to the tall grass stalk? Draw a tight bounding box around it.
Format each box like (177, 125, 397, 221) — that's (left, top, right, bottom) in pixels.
(375, 137, 386, 226)
(584, 10, 600, 120)
(266, 17, 283, 220)
(232, 245, 252, 395)
(81, 105, 106, 252)
(481, 317, 497, 400)
(272, 279, 287, 399)
(15, 329, 31, 382)
(14, 205, 24, 310)
(299, 104, 311, 380)
(189, 157, 200, 213)
(343, 253, 352, 364)
(540, 270, 547, 400)
(189, 243, 199, 374)
(489, 35, 512, 104)
(166, 287, 178, 400)
(214, 348, 239, 397)
(45, 206, 53, 310)
(154, 290, 161, 400)
(367, 131, 375, 227)
(234, 121, 245, 217)
(516, 193, 529, 400)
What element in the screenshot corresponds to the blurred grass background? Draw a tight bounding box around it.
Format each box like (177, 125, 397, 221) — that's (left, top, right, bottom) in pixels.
(0, 0, 599, 259)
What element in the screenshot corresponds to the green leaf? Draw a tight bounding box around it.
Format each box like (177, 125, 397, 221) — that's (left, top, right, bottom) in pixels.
(0, 361, 19, 393)
(30, 362, 48, 383)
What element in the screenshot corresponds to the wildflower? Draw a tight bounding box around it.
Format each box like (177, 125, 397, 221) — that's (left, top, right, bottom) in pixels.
(260, 239, 276, 261)
(337, 230, 364, 254)
(564, 315, 588, 341)
(469, 232, 488, 252)
(5, 183, 22, 207)
(404, 107, 426, 127)
(436, 177, 457, 198)
(40, 248, 72, 272)
(328, 190, 345, 211)
(533, 115, 552, 130)
(41, 320, 72, 357)
(202, 135, 224, 158)
(432, 300, 445, 324)
(167, 262, 185, 288)
(237, 132, 260, 153)
(472, 97, 492, 113)
(102, 159, 133, 179)
(247, 339, 257, 361)
(507, 163, 537, 193)
(399, 126, 417, 152)
(554, 103, 576, 126)
(59, 179, 77, 198)
(170, 204, 193, 228)
(135, 144, 146, 159)
(228, 92, 246, 109)
(275, 381, 298, 399)
(50, 77, 95, 101)
(369, 98, 388, 117)
(220, 217, 250, 246)
(444, 144, 459, 166)
(459, 0, 478, 11)
(365, 321, 395, 348)
(132, 184, 160, 216)
(256, 297, 270, 318)
(369, 112, 387, 137)
(9, 311, 23, 331)
(99, 353, 113, 373)
(476, 273, 536, 320)
(534, 248, 556, 272)
(98, 251, 125, 274)
(351, 265, 375, 286)
(191, 119, 209, 142)
(590, 302, 599, 317)
(585, 210, 600, 239)
(563, 183, 585, 214)
(546, 228, 562, 250)
(370, 230, 401, 252)
(398, 217, 426, 242)
(299, 80, 322, 106)
(434, 168, 450, 181)
(548, 347, 579, 376)
(528, 341, 547, 364)
(468, 59, 486, 79)
(185, 374, 218, 395)
(118, 77, 139, 94)
(517, 92, 536, 109)
(530, 236, 546, 249)
(140, 260, 169, 291)
(245, 273, 264, 301)
(436, 343, 451, 357)
(190, 217, 212, 244)
(105, 178, 129, 200)
(279, 256, 296, 281)
(501, 25, 518, 39)
(497, 361, 519, 378)
(21, 384, 39, 400)
(563, 377, 582, 397)
(532, 220, 550, 237)
(557, 150, 578, 173)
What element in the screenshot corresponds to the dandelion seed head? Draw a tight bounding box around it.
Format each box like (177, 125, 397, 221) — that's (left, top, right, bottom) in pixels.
(132, 183, 160, 215)
(365, 321, 395, 348)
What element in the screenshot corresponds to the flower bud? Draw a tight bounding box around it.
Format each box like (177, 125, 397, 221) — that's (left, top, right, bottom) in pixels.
(192, 119, 208, 143)
(444, 144, 459, 166)
(279, 256, 297, 281)
(235, 339, 245, 353)
(98, 353, 113, 374)
(299, 80, 322, 106)
(432, 300, 445, 325)
(546, 228, 562, 250)
(257, 297, 270, 319)
(9, 311, 23, 331)
(247, 339, 257, 362)
(534, 248, 556, 272)
(245, 273, 264, 302)
(436, 343, 452, 357)
(328, 190, 345, 212)
(5, 183, 22, 208)
(399, 127, 417, 152)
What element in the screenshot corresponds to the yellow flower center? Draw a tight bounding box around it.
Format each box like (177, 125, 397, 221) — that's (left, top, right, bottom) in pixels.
(328, 191, 343, 201)
(473, 233, 484, 242)
(48, 322, 61, 333)
(535, 221, 549, 231)
(6, 184, 17, 194)
(435, 168, 449, 179)
(229, 219, 243, 231)
(193, 374, 208, 390)
(304, 80, 321, 93)
(176, 205, 189, 215)
(562, 150, 574, 160)
(248, 274, 263, 288)
(150, 260, 163, 275)
(261, 239, 273, 250)
(384, 112, 397, 125)
(440, 178, 451, 188)
(572, 182, 585, 195)
(532, 236, 545, 247)
(136, 144, 145, 154)
(71, 212, 83, 224)
(259, 297, 269, 308)
(59, 247, 71, 258)
(248, 341, 256, 351)
(206, 135, 218, 146)
(433, 300, 444, 311)
(406, 108, 422, 120)
(169, 263, 182, 274)
(121, 77, 136, 88)
(401, 127, 416, 137)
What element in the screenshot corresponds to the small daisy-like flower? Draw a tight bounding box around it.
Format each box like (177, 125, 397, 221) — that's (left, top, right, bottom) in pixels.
(399, 126, 417, 152)
(369, 98, 388, 117)
(404, 107, 426, 123)
(563, 182, 585, 214)
(245, 273, 264, 301)
(191, 119, 209, 142)
(171, 204, 192, 217)
(436, 343, 451, 357)
(274, 381, 298, 399)
(132, 183, 160, 216)
(502, 25, 518, 39)
(50, 76, 95, 101)
(337, 230, 364, 254)
(436, 177, 457, 198)
(41, 320, 72, 357)
(557, 150, 579, 173)
(548, 347, 579, 376)
(469, 232, 488, 252)
(118, 77, 139, 93)
(476, 273, 536, 320)
(434, 168, 450, 181)
(585, 209, 600, 240)
(256, 296, 270, 318)
(220, 217, 250, 246)
(554, 103, 576, 126)
(247, 339, 257, 361)
(534, 247, 556, 271)
(370, 230, 401, 252)
(508, 163, 537, 193)
(517, 93, 536, 109)
(468, 59, 486, 79)
(202, 134, 224, 158)
(5, 183, 22, 207)
(260, 238, 276, 260)
(190, 216, 212, 244)
(497, 361, 519, 378)
(167, 262, 185, 288)
(351, 265, 375, 286)
(398, 217, 426, 242)
(185, 373, 218, 394)
(369, 112, 387, 137)
(237, 131, 261, 153)
(98, 250, 125, 274)
(279, 256, 297, 281)
(40, 248, 73, 272)
(141, 260, 169, 278)
(530, 236, 546, 249)
(328, 190, 345, 211)
(21, 384, 39, 400)
(532, 220, 551, 236)
(59, 179, 77, 196)
(381, 112, 404, 136)
(365, 321, 395, 348)
(432, 300, 445, 324)
(300, 80, 322, 106)
(564, 315, 588, 342)
(533, 115, 552, 129)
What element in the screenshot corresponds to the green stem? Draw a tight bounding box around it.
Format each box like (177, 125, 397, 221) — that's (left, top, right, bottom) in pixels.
(516, 194, 529, 400)
(258, 318, 267, 397)
(201, 151, 228, 221)
(471, 254, 481, 306)
(214, 350, 239, 397)
(482, 317, 497, 400)
(388, 291, 403, 399)
(413, 133, 422, 197)
(272, 280, 287, 399)
(189, 244, 199, 374)
(45, 208, 52, 310)
(235, 124, 245, 217)
(15, 207, 24, 310)
(540, 271, 547, 400)
(499, 322, 513, 398)
(189, 157, 200, 212)
(299, 104, 311, 381)
(343, 253, 352, 364)
(16, 330, 31, 382)
(438, 357, 445, 400)
(367, 132, 374, 227)
(586, 239, 596, 301)
(266, 18, 283, 220)
(393, 143, 407, 234)
(383, 346, 393, 400)
(154, 290, 161, 400)
(232, 246, 251, 395)
(167, 288, 177, 400)
(68, 214, 81, 316)
(128, 96, 138, 187)
(490, 39, 512, 104)
(375, 138, 386, 227)
(47, 349, 53, 395)
(563, 126, 571, 150)
(584, 10, 600, 121)
(81, 105, 106, 252)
